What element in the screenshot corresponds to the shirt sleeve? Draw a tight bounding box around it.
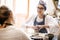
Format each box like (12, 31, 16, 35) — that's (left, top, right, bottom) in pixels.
(46, 15, 56, 27)
(21, 14, 36, 28)
(46, 15, 59, 34)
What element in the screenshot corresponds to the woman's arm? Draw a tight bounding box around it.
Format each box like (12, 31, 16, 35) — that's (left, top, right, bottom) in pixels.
(36, 25, 49, 29)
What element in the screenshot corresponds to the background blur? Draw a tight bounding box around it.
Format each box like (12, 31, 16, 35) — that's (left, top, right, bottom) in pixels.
(0, 0, 60, 27)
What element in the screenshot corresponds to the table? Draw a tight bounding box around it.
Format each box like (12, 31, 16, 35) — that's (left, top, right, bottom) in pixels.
(30, 33, 49, 40)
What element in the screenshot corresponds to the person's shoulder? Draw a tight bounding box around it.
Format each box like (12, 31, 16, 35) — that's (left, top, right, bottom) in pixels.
(7, 26, 22, 33)
(8, 26, 29, 40)
(27, 14, 37, 20)
(8, 26, 27, 36)
(25, 14, 37, 23)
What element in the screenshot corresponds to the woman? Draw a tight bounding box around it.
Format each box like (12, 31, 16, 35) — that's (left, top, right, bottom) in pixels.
(24, 0, 59, 34)
(0, 5, 29, 40)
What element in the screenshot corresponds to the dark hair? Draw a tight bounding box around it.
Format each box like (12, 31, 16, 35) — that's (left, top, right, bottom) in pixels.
(0, 5, 14, 26)
(38, 0, 46, 10)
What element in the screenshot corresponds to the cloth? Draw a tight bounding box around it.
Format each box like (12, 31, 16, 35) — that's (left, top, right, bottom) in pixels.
(34, 15, 47, 33)
(23, 14, 59, 34)
(0, 26, 29, 40)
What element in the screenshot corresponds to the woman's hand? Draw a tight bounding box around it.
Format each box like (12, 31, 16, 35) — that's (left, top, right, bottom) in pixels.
(26, 26, 38, 30)
(36, 25, 43, 29)
(26, 25, 43, 30)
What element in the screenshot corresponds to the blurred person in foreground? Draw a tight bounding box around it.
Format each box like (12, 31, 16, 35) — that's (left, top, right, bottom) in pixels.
(0, 5, 29, 40)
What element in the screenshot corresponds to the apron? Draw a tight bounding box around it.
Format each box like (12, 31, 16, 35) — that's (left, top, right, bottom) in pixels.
(34, 15, 47, 33)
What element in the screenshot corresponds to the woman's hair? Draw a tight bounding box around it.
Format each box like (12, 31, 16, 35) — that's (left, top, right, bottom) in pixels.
(38, 0, 46, 10)
(0, 5, 14, 25)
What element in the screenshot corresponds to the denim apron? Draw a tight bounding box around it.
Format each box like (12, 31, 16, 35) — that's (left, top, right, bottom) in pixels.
(34, 15, 47, 33)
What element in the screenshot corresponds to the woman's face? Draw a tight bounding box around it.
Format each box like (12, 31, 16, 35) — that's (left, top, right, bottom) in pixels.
(37, 5, 45, 16)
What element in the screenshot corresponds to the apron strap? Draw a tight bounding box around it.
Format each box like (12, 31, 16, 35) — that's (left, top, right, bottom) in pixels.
(34, 15, 47, 33)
